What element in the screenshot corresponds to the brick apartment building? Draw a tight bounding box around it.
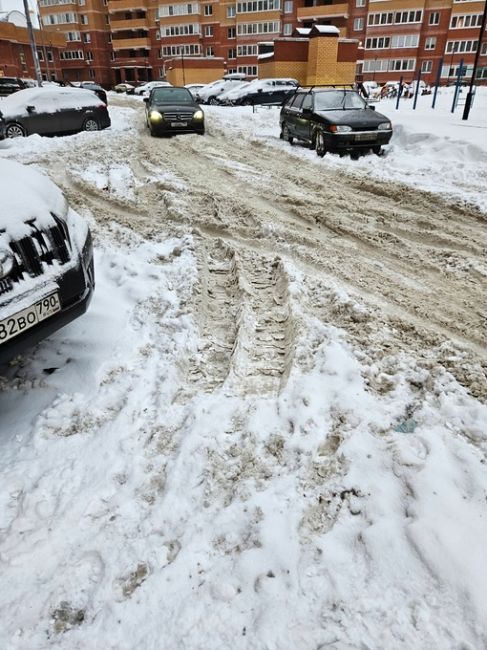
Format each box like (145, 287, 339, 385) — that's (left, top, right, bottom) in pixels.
(33, 0, 486, 87)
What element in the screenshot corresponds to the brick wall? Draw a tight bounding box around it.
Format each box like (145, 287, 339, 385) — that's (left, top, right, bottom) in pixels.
(306, 35, 339, 85)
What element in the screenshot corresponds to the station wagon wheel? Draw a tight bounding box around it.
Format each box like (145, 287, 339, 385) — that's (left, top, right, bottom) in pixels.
(314, 130, 326, 158)
(208, 97, 218, 105)
(6, 123, 26, 138)
(83, 117, 99, 132)
(281, 123, 293, 145)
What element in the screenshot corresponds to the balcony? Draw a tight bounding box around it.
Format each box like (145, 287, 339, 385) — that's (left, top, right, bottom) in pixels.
(297, 3, 348, 21)
(110, 18, 149, 31)
(108, 0, 148, 14)
(112, 36, 151, 50)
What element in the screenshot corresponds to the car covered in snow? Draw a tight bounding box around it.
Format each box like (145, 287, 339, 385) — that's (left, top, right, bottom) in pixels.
(0, 76, 26, 97)
(195, 75, 248, 104)
(0, 160, 94, 364)
(144, 86, 204, 137)
(113, 82, 134, 93)
(280, 87, 393, 158)
(133, 81, 172, 96)
(225, 78, 299, 106)
(0, 86, 110, 138)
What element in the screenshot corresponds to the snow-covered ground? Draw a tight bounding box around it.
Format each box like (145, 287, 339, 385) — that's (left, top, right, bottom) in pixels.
(0, 89, 486, 650)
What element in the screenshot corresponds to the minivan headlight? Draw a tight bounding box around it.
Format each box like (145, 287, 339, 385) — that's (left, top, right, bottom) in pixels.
(378, 122, 392, 130)
(193, 110, 204, 121)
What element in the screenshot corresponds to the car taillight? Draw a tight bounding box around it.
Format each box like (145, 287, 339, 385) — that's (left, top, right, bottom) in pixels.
(98, 104, 108, 111)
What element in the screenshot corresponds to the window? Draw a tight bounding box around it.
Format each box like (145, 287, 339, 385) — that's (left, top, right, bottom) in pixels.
(450, 14, 483, 28)
(204, 4, 212, 15)
(363, 58, 388, 72)
(353, 17, 364, 30)
(83, 33, 91, 43)
(162, 44, 201, 55)
(289, 93, 304, 109)
(475, 67, 487, 79)
(429, 11, 439, 25)
(228, 48, 236, 59)
(482, 42, 487, 55)
(86, 50, 93, 60)
(42, 12, 77, 25)
(446, 40, 478, 54)
(421, 60, 432, 73)
(80, 14, 88, 24)
(284, 0, 292, 12)
(394, 10, 422, 24)
(89, 69, 95, 79)
(60, 50, 84, 60)
(365, 36, 390, 49)
(37, 49, 45, 61)
(302, 94, 312, 110)
(47, 50, 53, 62)
(367, 12, 393, 26)
(228, 26, 236, 38)
(389, 58, 415, 72)
(107, 33, 112, 43)
(160, 4, 199, 17)
(237, 65, 258, 76)
(391, 34, 419, 48)
(164, 23, 199, 36)
(237, 21, 280, 35)
(78, 0, 85, 5)
(66, 31, 81, 41)
(237, 0, 280, 11)
(425, 37, 436, 50)
(227, 5, 236, 17)
(105, 15, 109, 24)
(206, 45, 214, 56)
(204, 25, 213, 36)
(155, 29, 160, 39)
(356, 0, 365, 6)
(237, 44, 258, 56)
(283, 23, 292, 35)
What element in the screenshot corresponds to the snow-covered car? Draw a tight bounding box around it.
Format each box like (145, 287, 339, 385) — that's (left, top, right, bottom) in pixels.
(216, 81, 250, 105)
(113, 82, 134, 93)
(0, 76, 26, 97)
(0, 86, 111, 138)
(196, 77, 248, 104)
(184, 83, 206, 98)
(133, 81, 172, 96)
(361, 81, 381, 101)
(224, 78, 299, 106)
(0, 159, 94, 364)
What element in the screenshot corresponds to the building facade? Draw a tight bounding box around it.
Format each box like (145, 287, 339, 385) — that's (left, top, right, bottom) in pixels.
(34, 0, 487, 86)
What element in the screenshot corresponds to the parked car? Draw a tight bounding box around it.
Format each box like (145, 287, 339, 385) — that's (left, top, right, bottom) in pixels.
(184, 83, 206, 98)
(77, 81, 108, 105)
(0, 77, 26, 97)
(113, 82, 134, 93)
(196, 77, 248, 104)
(0, 86, 111, 138)
(225, 78, 299, 106)
(144, 86, 204, 137)
(0, 159, 94, 364)
(279, 87, 393, 158)
(134, 81, 172, 96)
(125, 81, 149, 95)
(216, 81, 250, 105)
(0, 112, 5, 139)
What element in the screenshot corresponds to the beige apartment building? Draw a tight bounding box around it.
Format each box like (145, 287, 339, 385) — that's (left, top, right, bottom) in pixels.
(35, 0, 486, 86)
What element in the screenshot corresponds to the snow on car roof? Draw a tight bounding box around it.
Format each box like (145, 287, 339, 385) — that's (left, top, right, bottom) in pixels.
(0, 86, 103, 119)
(0, 159, 67, 240)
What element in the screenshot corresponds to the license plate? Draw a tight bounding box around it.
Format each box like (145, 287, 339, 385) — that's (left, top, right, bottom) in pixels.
(355, 133, 377, 141)
(171, 121, 187, 127)
(0, 292, 61, 345)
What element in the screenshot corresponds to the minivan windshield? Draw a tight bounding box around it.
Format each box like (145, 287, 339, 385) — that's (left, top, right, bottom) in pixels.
(314, 90, 366, 111)
(152, 87, 193, 104)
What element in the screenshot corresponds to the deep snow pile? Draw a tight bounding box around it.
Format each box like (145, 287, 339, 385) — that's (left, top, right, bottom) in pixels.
(0, 97, 486, 650)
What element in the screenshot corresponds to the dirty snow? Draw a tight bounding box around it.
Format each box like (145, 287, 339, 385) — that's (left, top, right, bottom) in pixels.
(0, 88, 486, 650)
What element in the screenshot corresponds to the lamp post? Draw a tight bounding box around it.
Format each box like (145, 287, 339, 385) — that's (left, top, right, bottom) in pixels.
(22, 0, 42, 85)
(181, 50, 186, 85)
(462, 0, 487, 120)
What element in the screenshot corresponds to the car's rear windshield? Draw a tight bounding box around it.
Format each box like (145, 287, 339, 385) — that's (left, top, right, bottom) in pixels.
(314, 90, 366, 110)
(152, 88, 193, 103)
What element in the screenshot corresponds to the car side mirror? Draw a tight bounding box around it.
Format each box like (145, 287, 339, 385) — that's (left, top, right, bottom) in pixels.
(26, 105, 36, 113)
(368, 104, 376, 111)
(257, 88, 263, 93)
(143, 97, 149, 103)
(302, 107, 312, 115)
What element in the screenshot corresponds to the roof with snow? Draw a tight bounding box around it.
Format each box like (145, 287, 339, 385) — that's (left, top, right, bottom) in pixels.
(310, 24, 340, 36)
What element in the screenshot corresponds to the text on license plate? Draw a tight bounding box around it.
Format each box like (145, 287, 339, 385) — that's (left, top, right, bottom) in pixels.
(0, 292, 61, 345)
(355, 133, 377, 141)
(171, 122, 187, 127)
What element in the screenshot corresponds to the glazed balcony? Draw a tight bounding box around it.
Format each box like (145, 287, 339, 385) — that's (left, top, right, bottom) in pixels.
(108, 0, 147, 13)
(297, 2, 348, 21)
(111, 36, 151, 50)
(110, 18, 149, 31)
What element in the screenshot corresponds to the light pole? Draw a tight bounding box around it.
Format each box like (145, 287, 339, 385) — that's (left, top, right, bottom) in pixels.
(462, 0, 487, 120)
(22, 0, 42, 85)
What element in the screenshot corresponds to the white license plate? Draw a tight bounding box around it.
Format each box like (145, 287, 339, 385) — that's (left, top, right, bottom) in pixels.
(355, 133, 377, 141)
(171, 121, 187, 127)
(0, 292, 61, 345)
